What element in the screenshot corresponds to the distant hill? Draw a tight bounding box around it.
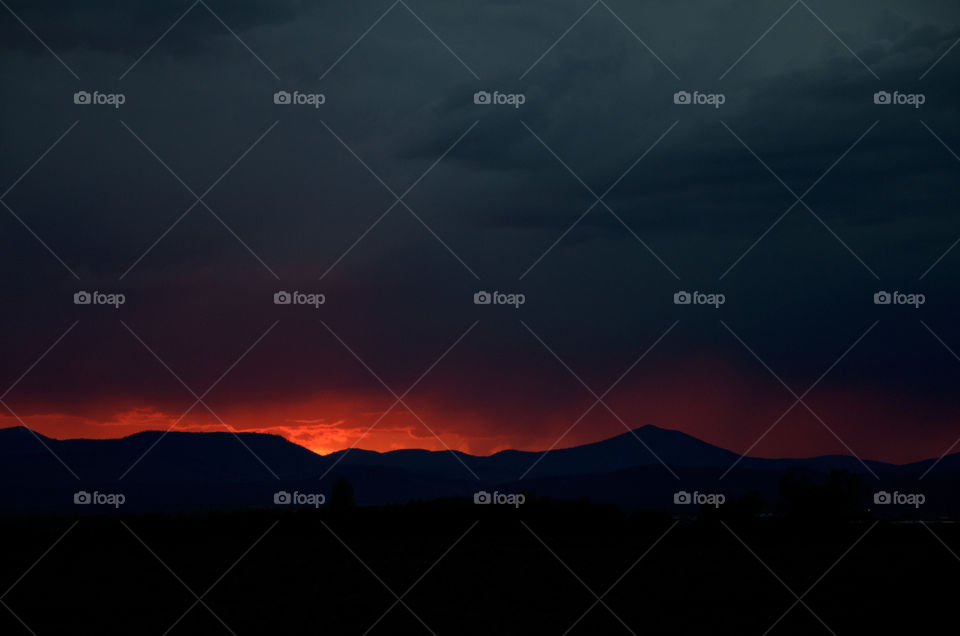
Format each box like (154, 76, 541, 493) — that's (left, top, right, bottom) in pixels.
(0, 425, 956, 517)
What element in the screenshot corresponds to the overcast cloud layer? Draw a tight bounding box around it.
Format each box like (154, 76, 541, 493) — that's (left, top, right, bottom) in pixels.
(1, 0, 959, 460)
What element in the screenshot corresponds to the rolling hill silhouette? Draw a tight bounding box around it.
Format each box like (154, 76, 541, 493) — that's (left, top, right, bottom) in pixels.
(1, 424, 956, 516)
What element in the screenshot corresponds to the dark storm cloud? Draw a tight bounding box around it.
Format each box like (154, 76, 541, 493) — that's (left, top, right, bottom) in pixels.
(0, 0, 307, 56)
(1, 0, 959, 458)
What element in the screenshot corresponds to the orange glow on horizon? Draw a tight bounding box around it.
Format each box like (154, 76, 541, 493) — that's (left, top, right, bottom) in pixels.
(1, 359, 957, 464)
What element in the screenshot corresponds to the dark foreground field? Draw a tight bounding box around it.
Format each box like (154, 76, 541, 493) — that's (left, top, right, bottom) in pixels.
(1, 500, 955, 635)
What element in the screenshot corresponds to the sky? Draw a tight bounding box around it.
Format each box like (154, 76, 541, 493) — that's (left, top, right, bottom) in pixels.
(0, 0, 959, 462)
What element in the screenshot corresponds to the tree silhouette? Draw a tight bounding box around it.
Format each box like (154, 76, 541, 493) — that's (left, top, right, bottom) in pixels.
(330, 476, 355, 511)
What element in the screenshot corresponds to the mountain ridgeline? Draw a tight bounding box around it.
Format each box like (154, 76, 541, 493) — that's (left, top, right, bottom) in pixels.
(1, 425, 955, 516)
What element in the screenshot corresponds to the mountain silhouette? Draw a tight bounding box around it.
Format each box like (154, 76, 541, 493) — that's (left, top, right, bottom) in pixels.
(0, 424, 955, 516)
